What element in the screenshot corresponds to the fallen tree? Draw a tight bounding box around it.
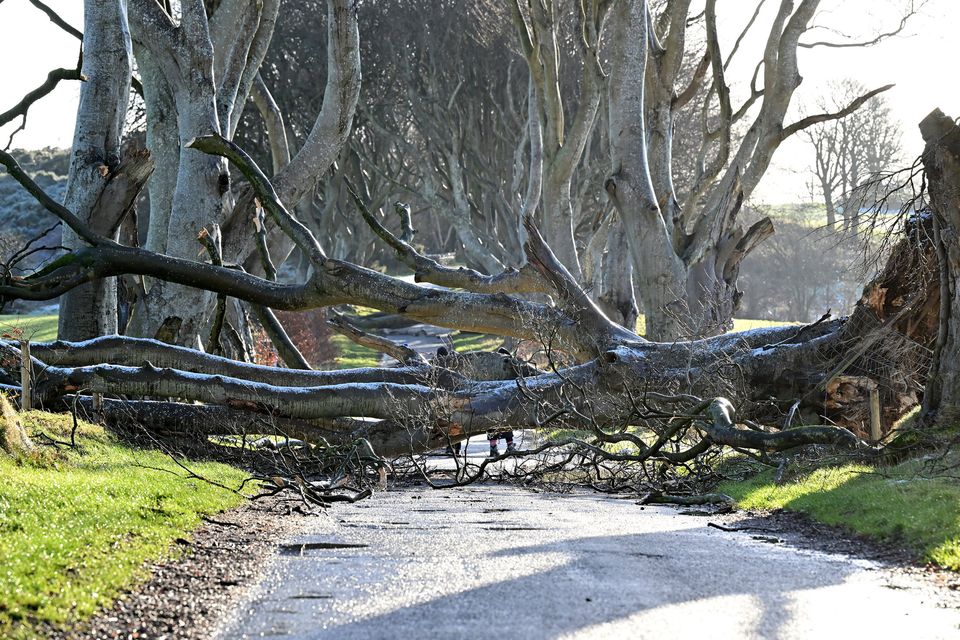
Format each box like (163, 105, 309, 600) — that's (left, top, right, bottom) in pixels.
(0, 118, 940, 469)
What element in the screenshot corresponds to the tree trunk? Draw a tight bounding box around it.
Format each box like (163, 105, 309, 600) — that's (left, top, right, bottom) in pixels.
(594, 219, 639, 331)
(822, 178, 837, 229)
(919, 109, 960, 424)
(58, 0, 133, 341)
(541, 178, 582, 281)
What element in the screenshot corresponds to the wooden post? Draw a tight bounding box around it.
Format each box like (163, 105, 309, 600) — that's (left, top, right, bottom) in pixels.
(869, 387, 882, 442)
(19, 339, 31, 412)
(92, 392, 104, 413)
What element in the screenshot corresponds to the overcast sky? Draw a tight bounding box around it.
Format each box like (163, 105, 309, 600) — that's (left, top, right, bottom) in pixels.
(1, 0, 957, 204)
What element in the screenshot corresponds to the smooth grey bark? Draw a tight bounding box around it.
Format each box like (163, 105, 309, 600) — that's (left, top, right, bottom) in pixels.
(124, 0, 228, 343)
(597, 224, 639, 330)
(58, 0, 134, 341)
(138, 46, 178, 256)
(605, 0, 893, 340)
(121, 0, 359, 347)
(606, 0, 688, 340)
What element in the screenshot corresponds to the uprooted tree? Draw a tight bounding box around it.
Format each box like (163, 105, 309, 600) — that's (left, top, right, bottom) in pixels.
(0, 0, 951, 497)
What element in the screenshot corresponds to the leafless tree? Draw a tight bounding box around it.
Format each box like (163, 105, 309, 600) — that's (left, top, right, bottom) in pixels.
(802, 79, 903, 230)
(602, 0, 918, 340)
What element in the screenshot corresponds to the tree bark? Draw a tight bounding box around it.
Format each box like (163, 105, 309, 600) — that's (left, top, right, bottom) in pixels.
(919, 109, 960, 424)
(58, 0, 134, 341)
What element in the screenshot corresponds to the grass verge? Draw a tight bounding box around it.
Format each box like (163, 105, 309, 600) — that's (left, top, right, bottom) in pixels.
(0, 408, 247, 638)
(719, 452, 960, 570)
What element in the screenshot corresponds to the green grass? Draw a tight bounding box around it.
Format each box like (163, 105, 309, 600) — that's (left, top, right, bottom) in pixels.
(731, 317, 799, 332)
(0, 314, 58, 342)
(0, 410, 247, 638)
(719, 454, 960, 570)
(329, 333, 382, 369)
(450, 332, 503, 353)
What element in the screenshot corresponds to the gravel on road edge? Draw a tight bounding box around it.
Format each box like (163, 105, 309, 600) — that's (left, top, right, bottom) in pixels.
(43, 496, 317, 640)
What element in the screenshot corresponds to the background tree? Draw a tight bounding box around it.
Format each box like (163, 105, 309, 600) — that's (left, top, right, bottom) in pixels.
(116, 0, 359, 348)
(737, 206, 865, 321)
(802, 79, 903, 230)
(604, 0, 908, 340)
(56, 0, 138, 341)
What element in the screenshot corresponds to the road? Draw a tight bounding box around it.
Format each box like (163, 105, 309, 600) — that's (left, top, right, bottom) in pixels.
(217, 484, 960, 639)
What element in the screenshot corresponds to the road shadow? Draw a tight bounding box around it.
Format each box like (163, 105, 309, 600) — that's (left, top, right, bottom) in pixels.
(228, 505, 867, 639)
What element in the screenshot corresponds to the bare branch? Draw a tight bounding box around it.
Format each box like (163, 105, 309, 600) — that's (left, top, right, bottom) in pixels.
(723, 0, 769, 70)
(781, 84, 895, 140)
(248, 303, 313, 370)
(0, 67, 83, 130)
(0, 149, 108, 246)
(799, 1, 923, 49)
(188, 134, 327, 264)
(26, 0, 82, 40)
(344, 180, 550, 295)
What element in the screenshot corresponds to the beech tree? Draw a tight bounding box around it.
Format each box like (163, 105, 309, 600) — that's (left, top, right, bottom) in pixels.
(0, 0, 943, 478)
(44, 0, 360, 346)
(600, 0, 914, 339)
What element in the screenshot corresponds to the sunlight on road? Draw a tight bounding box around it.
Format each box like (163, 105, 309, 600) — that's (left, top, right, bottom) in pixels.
(219, 487, 960, 639)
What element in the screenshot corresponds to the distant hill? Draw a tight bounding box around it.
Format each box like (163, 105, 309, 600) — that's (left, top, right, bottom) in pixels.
(0, 148, 69, 314)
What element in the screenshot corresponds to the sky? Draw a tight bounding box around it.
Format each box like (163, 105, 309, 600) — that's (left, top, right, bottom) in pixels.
(0, 0, 958, 203)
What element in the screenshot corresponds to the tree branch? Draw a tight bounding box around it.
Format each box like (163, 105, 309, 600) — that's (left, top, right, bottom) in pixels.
(344, 180, 550, 295)
(781, 84, 895, 140)
(326, 310, 428, 366)
(26, 0, 83, 40)
(0, 67, 83, 130)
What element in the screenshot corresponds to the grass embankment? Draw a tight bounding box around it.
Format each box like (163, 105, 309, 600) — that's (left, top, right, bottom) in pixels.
(0, 407, 247, 638)
(719, 451, 960, 570)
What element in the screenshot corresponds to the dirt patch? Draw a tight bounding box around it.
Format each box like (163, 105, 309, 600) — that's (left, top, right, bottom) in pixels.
(714, 508, 920, 565)
(44, 497, 316, 640)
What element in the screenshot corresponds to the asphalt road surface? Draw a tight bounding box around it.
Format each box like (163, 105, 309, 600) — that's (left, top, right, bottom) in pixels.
(217, 484, 960, 639)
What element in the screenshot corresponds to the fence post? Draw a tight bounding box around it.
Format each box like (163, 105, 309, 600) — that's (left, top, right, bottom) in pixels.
(20, 339, 31, 411)
(869, 387, 882, 443)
